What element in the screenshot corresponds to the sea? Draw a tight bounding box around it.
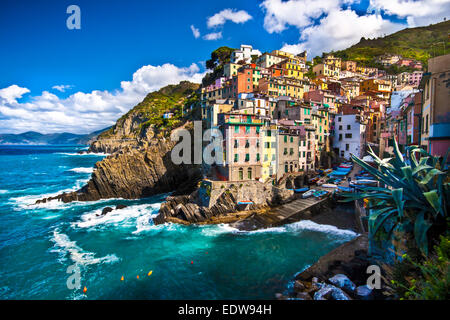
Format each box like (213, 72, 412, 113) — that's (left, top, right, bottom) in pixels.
(0, 145, 358, 299)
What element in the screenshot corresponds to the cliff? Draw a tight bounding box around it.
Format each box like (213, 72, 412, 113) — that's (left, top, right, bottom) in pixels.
(37, 81, 203, 204)
(154, 180, 295, 225)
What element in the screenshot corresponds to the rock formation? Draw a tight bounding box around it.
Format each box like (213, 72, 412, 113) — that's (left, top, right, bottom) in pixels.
(36, 81, 203, 204)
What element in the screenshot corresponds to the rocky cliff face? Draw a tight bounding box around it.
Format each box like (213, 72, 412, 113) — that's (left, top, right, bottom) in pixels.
(37, 81, 202, 204)
(154, 180, 294, 224)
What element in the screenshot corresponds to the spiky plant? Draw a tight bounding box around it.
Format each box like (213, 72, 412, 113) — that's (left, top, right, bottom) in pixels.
(342, 140, 449, 255)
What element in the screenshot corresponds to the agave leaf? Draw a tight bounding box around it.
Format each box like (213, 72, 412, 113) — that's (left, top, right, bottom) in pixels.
(412, 164, 434, 176)
(414, 211, 432, 255)
(401, 166, 413, 182)
(440, 147, 449, 170)
(419, 156, 430, 166)
(419, 168, 444, 185)
(391, 188, 404, 218)
(423, 190, 440, 214)
(372, 208, 398, 237)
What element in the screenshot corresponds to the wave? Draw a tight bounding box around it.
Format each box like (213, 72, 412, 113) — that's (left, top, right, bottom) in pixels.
(67, 167, 94, 174)
(73, 203, 161, 231)
(9, 178, 91, 210)
(0, 189, 9, 194)
(50, 229, 120, 266)
(200, 220, 358, 239)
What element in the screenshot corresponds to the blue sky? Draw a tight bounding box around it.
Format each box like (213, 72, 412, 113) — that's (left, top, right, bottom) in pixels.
(0, 0, 448, 134)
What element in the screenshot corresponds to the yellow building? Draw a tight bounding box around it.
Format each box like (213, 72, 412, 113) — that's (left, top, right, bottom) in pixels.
(280, 60, 304, 80)
(360, 79, 392, 100)
(323, 55, 342, 69)
(313, 63, 340, 79)
(223, 63, 241, 78)
(260, 125, 277, 181)
(259, 78, 304, 99)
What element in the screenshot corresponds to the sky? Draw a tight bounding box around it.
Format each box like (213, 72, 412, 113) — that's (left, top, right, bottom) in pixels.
(0, 0, 449, 134)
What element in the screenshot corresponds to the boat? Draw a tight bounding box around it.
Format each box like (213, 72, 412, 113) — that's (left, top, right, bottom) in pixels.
(302, 189, 316, 198)
(313, 190, 329, 198)
(294, 187, 309, 193)
(337, 186, 352, 192)
(237, 201, 254, 205)
(322, 183, 337, 188)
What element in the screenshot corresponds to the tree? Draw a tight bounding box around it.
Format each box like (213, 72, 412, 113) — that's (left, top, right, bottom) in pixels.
(205, 46, 236, 70)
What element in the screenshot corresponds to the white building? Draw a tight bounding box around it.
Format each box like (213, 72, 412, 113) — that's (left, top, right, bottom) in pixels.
(230, 45, 262, 64)
(333, 114, 366, 160)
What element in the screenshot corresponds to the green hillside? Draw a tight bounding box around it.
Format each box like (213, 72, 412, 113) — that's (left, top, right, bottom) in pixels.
(99, 81, 200, 138)
(331, 20, 450, 67)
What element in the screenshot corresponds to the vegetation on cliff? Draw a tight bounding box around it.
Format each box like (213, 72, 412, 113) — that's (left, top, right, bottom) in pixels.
(326, 20, 450, 69)
(98, 81, 200, 140)
(202, 46, 236, 87)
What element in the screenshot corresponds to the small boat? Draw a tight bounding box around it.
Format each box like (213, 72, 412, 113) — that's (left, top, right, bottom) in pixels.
(302, 189, 316, 198)
(294, 187, 309, 193)
(322, 183, 337, 188)
(313, 190, 329, 198)
(352, 179, 377, 185)
(337, 186, 352, 192)
(237, 201, 254, 205)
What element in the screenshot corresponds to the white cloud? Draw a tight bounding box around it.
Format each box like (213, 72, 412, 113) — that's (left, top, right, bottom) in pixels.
(0, 85, 30, 104)
(203, 31, 223, 41)
(0, 64, 205, 134)
(190, 25, 200, 38)
(260, 0, 446, 57)
(370, 0, 450, 26)
(52, 84, 74, 92)
(207, 9, 253, 28)
(281, 9, 403, 57)
(260, 0, 346, 33)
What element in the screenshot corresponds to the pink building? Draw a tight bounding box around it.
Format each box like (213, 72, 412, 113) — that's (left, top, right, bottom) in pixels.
(216, 113, 266, 181)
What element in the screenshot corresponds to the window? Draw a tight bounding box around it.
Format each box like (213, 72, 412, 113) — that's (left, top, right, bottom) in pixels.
(256, 153, 260, 162)
(284, 148, 287, 155)
(284, 135, 287, 143)
(234, 154, 239, 162)
(338, 117, 342, 122)
(247, 168, 252, 179)
(303, 151, 306, 158)
(347, 125, 351, 130)
(239, 168, 243, 180)
(267, 130, 271, 137)
(234, 140, 238, 148)
(245, 140, 250, 148)
(245, 126, 250, 133)
(234, 126, 239, 133)
(345, 133, 352, 139)
(285, 163, 288, 173)
(290, 148, 294, 155)
(245, 154, 250, 162)
(290, 136, 293, 143)
(265, 142, 270, 148)
(346, 144, 349, 151)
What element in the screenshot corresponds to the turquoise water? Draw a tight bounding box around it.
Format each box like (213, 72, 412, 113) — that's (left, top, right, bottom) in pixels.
(0, 145, 357, 299)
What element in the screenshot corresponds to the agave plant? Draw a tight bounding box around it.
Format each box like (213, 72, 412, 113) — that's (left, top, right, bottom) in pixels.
(342, 140, 449, 256)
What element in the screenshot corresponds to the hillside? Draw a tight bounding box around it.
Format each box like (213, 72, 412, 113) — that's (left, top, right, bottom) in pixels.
(331, 20, 450, 66)
(0, 128, 108, 145)
(97, 81, 200, 141)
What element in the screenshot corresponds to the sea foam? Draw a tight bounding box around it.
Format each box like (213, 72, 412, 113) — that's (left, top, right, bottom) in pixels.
(50, 229, 120, 266)
(67, 167, 94, 174)
(73, 203, 161, 231)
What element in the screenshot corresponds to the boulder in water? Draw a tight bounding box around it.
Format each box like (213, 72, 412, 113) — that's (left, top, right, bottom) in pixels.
(328, 274, 356, 293)
(101, 207, 114, 215)
(116, 204, 127, 210)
